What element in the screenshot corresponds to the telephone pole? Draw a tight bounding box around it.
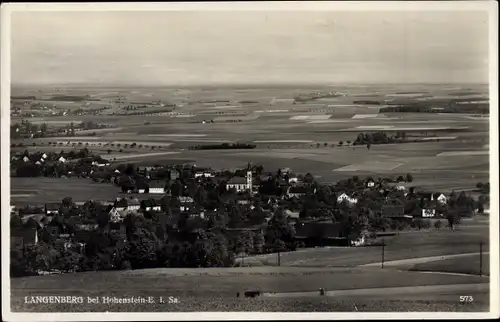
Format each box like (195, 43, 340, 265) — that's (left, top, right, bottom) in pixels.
(479, 241, 483, 277)
(381, 239, 385, 268)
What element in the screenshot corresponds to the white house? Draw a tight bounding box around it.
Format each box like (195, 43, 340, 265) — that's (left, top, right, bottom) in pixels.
(148, 183, 165, 194)
(422, 208, 436, 218)
(226, 171, 253, 193)
(195, 171, 214, 178)
(41, 153, 47, 159)
(395, 183, 406, 191)
(366, 179, 375, 188)
(337, 193, 358, 204)
(109, 207, 124, 223)
(437, 193, 448, 205)
(23, 156, 30, 163)
(35, 161, 41, 165)
(178, 196, 194, 211)
(58, 156, 66, 163)
(127, 199, 141, 212)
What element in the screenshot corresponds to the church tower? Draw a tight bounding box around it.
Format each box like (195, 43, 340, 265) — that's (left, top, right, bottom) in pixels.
(246, 170, 253, 194)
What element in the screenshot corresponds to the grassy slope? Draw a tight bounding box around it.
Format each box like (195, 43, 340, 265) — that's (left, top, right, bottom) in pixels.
(11, 267, 488, 312)
(410, 254, 490, 276)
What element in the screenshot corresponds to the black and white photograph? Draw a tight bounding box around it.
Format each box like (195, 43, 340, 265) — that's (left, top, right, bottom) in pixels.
(1, 1, 498, 320)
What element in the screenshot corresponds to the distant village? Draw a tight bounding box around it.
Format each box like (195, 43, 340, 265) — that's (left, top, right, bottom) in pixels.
(10, 147, 490, 277)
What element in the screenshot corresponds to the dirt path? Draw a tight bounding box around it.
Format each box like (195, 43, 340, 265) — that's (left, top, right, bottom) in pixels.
(264, 283, 488, 298)
(359, 252, 489, 268)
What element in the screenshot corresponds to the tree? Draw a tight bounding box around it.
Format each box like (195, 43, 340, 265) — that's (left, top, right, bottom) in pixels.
(265, 208, 295, 252)
(405, 173, 414, 182)
(346, 140, 351, 146)
(62, 197, 73, 208)
(367, 142, 371, 150)
(304, 173, 314, 184)
(434, 220, 442, 230)
(338, 141, 344, 146)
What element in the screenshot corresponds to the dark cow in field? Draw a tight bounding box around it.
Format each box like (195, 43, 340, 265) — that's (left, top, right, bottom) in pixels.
(244, 290, 261, 298)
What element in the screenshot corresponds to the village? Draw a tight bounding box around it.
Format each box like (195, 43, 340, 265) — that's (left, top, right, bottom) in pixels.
(10, 147, 489, 276)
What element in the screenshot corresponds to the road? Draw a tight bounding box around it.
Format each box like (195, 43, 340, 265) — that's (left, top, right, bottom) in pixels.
(359, 252, 489, 268)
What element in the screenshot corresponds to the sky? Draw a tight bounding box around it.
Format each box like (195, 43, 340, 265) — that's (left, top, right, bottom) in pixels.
(11, 10, 490, 86)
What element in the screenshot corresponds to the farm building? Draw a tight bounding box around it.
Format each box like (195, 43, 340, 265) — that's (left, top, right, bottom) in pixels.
(295, 222, 349, 247)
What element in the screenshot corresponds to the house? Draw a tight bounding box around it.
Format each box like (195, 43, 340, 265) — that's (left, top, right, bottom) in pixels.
(113, 198, 128, 212)
(23, 156, 30, 163)
(366, 179, 376, 188)
(141, 199, 162, 212)
(436, 193, 448, 205)
(41, 153, 47, 159)
(44, 203, 60, 215)
(136, 181, 149, 194)
(195, 171, 215, 178)
(148, 181, 165, 194)
(337, 193, 358, 205)
(178, 196, 194, 211)
(422, 208, 436, 218)
(295, 222, 349, 247)
(226, 171, 253, 193)
(126, 198, 141, 212)
(288, 176, 300, 184)
(284, 209, 301, 223)
(11, 228, 39, 248)
(109, 207, 124, 223)
(75, 223, 99, 231)
(169, 169, 180, 181)
(286, 185, 308, 199)
(58, 156, 66, 163)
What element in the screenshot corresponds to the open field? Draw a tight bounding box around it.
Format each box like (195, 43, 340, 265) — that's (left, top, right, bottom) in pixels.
(10, 177, 123, 205)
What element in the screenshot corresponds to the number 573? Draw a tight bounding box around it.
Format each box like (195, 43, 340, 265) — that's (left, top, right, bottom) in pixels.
(460, 296, 474, 302)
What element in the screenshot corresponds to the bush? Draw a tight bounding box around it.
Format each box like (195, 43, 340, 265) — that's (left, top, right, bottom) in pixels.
(434, 220, 443, 230)
(120, 260, 132, 270)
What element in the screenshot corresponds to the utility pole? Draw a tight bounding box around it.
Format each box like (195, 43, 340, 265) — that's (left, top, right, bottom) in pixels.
(381, 239, 385, 268)
(278, 251, 281, 266)
(479, 241, 483, 277)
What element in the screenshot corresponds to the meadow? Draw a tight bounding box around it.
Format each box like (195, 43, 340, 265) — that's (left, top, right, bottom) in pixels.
(10, 265, 488, 312)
